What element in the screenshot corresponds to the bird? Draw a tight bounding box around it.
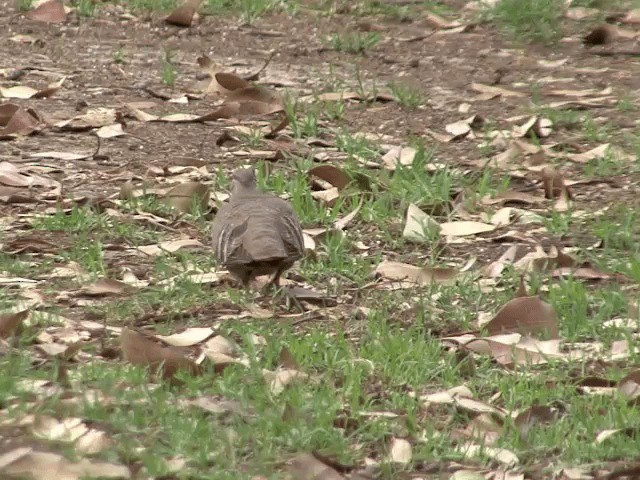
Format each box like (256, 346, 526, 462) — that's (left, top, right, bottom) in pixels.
(211, 167, 305, 290)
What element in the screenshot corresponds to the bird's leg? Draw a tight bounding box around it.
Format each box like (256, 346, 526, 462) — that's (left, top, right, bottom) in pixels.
(265, 269, 283, 291)
(265, 270, 304, 313)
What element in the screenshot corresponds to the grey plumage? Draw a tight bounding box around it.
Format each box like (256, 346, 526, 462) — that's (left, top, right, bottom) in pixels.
(211, 168, 305, 288)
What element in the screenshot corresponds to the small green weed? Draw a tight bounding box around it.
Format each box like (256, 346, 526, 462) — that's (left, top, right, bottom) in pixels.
(112, 45, 126, 64)
(325, 32, 380, 54)
(73, 0, 96, 16)
(387, 81, 424, 110)
(16, 0, 33, 11)
(126, 0, 177, 11)
(161, 49, 177, 86)
(480, 0, 565, 44)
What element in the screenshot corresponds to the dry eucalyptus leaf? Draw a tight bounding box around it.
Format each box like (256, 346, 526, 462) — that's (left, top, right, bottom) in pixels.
(0, 449, 130, 479)
(375, 261, 457, 287)
(165, 0, 202, 26)
(381, 146, 417, 170)
(56, 108, 118, 131)
(263, 368, 309, 395)
(618, 370, 640, 400)
(471, 83, 526, 98)
(440, 221, 495, 237)
(157, 327, 215, 347)
(311, 187, 339, 206)
(514, 116, 552, 138)
(425, 11, 463, 29)
(165, 181, 210, 213)
(484, 296, 559, 339)
(96, 123, 125, 138)
(120, 327, 202, 379)
(29, 151, 93, 161)
(403, 203, 441, 241)
(308, 165, 350, 191)
(0, 107, 41, 138)
(389, 438, 412, 464)
(81, 278, 134, 297)
(136, 239, 204, 256)
(215, 72, 252, 92)
(0, 86, 38, 99)
(483, 245, 518, 278)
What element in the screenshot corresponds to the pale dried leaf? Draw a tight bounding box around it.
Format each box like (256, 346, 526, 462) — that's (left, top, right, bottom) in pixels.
(158, 327, 215, 347)
(381, 146, 417, 170)
(389, 437, 412, 464)
(165, 181, 210, 213)
(485, 296, 559, 338)
(403, 203, 440, 241)
(440, 221, 495, 237)
(375, 261, 457, 287)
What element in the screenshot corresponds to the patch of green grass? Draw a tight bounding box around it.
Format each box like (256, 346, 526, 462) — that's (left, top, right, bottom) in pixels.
(284, 94, 323, 139)
(203, 0, 296, 23)
(0, 252, 52, 278)
(16, 0, 33, 11)
(112, 44, 126, 64)
(581, 149, 627, 177)
(123, 0, 177, 11)
(31, 206, 161, 245)
(387, 81, 424, 110)
(161, 49, 177, 87)
(535, 108, 584, 131)
(591, 205, 638, 252)
(324, 32, 381, 54)
(616, 94, 636, 112)
(65, 238, 107, 276)
(480, 0, 565, 44)
(72, 0, 96, 16)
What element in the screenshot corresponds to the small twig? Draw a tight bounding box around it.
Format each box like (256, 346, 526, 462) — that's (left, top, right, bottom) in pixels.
(91, 134, 102, 158)
(244, 50, 276, 81)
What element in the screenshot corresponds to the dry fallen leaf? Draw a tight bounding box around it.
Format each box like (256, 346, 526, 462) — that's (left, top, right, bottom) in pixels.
(120, 327, 203, 380)
(214, 72, 252, 92)
(136, 238, 204, 256)
(403, 203, 441, 241)
(1, 448, 130, 478)
(308, 165, 350, 191)
(381, 146, 417, 170)
(165, 181, 210, 213)
(440, 221, 495, 237)
(375, 261, 457, 287)
(165, 0, 202, 26)
(0, 105, 41, 138)
(388, 437, 412, 464)
(288, 452, 344, 480)
(157, 327, 215, 347)
(56, 108, 118, 131)
(81, 278, 135, 297)
(484, 296, 559, 339)
(618, 370, 640, 400)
